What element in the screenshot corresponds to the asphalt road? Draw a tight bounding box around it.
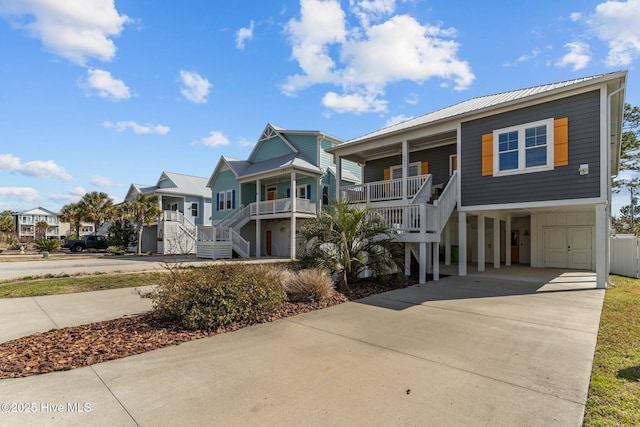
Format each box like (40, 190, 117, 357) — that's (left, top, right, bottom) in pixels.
(0, 255, 213, 281)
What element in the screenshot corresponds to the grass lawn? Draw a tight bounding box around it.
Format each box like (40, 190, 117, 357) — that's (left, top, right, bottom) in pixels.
(584, 274, 640, 426)
(0, 272, 163, 298)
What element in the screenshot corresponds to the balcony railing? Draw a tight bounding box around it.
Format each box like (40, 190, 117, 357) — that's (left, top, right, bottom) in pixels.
(249, 198, 316, 215)
(341, 174, 429, 203)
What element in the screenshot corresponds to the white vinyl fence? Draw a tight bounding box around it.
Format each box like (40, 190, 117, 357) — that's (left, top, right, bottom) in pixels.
(610, 234, 640, 278)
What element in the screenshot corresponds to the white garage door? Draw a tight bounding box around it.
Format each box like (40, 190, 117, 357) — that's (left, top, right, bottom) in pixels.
(543, 227, 592, 270)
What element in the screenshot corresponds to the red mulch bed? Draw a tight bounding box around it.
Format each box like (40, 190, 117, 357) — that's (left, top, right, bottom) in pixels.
(0, 280, 412, 379)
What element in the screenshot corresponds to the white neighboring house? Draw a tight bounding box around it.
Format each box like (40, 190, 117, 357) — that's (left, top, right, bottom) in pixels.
(13, 207, 61, 241)
(124, 171, 213, 254)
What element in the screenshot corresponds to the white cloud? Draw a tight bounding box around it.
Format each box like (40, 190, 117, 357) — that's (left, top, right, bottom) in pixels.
(0, 153, 72, 182)
(283, 0, 474, 114)
(103, 121, 170, 135)
(0, 187, 40, 203)
(236, 20, 255, 50)
(83, 68, 130, 100)
(200, 131, 230, 147)
(405, 93, 419, 105)
(0, 0, 131, 66)
(503, 48, 542, 67)
(322, 91, 387, 114)
(90, 175, 114, 187)
(385, 114, 413, 127)
(556, 41, 591, 71)
(69, 186, 86, 196)
(570, 12, 583, 22)
(179, 70, 212, 103)
(586, 0, 640, 66)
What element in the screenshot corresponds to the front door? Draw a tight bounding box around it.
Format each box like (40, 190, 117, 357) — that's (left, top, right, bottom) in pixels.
(511, 230, 520, 263)
(266, 230, 272, 256)
(544, 228, 568, 268)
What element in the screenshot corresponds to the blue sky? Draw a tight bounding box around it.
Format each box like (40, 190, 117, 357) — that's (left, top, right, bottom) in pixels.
(0, 0, 639, 214)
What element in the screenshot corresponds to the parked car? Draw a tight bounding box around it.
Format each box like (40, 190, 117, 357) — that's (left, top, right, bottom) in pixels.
(64, 235, 108, 252)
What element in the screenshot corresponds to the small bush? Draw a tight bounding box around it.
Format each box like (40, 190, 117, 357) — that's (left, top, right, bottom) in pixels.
(34, 238, 60, 253)
(142, 263, 286, 331)
(282, 268, 335, 302)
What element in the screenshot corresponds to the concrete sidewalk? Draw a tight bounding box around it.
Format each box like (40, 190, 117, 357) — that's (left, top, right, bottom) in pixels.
(0, 271, 604, 426)
(0, 287, 153, 342)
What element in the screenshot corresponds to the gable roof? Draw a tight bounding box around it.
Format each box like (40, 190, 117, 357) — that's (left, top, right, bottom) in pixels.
(247, 123, 299, 162)
(127, 172, 210, 200)
(239, 153, 322, 180)
(346, 71, 627, 145)
(16, 207, 59, 216)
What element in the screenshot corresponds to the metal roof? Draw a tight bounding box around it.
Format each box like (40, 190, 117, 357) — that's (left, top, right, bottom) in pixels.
(347, 72, 624, 144)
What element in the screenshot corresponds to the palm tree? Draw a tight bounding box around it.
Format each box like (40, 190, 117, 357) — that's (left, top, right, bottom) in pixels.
(59, 202, 84, 238)
(0, 210, 15, 245)
(35, 221, 49, 239)
(79, 192, 114, 235)
(124, 193, 161, 255)
(298, 199, 402, 289)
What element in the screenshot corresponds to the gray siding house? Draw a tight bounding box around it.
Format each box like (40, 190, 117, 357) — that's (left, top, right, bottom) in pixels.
(125, 171, 212, 254)
(327, 71, 627, 289)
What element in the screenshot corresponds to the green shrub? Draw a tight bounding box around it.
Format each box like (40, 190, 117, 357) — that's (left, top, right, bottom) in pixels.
(34, 238, 60, 253)
(281, 268, 335, 302)
(142, 263, 286, 331)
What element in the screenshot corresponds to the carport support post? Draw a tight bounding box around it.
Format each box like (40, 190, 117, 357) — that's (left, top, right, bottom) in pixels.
(444, 222, 451, 266)
(493, 217, 500, 269)
(458, 212, 467, 276)
(290, 171, 296, 260)
(335, 156, 342, 200)
(505, 216, 511, 266)
(256, 179, 261, 258)
(419, 242, 427, 284)
(432, 242, 440, 281)
(596, 203, 607, 289)
(404, 242, 411, 275)
(478, 214, 485, 272)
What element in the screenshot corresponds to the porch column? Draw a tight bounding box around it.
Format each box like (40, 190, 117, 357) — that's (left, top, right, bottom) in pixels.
(478, 214, 485, 272)
(432, 242, 440, 281)
(316, 176, 322, 214)
(596, 203, 607, 289)
(290, 171, 297, 260)
(493, 217, 500, 269)
(419, 242, 427, 284)
(256, 179, 261, 258)
(458, 211, 467, 276)
(404, 243, 411, 275)
(505, 216, 512, 266)
(335, 156, 342, 201)
(444, 222, 451, 266)
(402, 139, 409, 201)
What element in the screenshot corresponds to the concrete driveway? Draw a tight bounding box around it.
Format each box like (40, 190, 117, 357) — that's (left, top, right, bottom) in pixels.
(0, 269, 603, 426)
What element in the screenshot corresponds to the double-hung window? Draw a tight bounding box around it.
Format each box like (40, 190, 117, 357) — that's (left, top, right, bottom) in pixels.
(218, 192, 226, 211)
(191, 202, 198, 217)
(493, 118, 554, 176)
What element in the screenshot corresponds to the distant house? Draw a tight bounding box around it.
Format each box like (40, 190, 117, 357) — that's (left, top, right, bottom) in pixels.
(13, 207, 60, 241)
(199, 124, 361, 259)
(124, 171, 212, 254)
(328, 71, 627, 289)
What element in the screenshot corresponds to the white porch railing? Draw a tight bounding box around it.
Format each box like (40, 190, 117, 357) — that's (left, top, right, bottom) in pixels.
(230, 228, 250, 257)
(218, 204, 250, 229)
(368, 172, 457, 235)
(341, 174, 429, 203)
(249, 198, 316, 215)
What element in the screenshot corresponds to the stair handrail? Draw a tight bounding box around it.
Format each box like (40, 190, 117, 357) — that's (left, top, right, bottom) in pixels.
(230, 228, 250, 257)
(409, 174, 433, 205)
(433, 171, 457, 233)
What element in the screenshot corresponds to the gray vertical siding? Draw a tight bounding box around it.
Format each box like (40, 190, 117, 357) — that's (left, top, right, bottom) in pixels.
(364, 143, 456, 187)
(460, 90, 601, 207)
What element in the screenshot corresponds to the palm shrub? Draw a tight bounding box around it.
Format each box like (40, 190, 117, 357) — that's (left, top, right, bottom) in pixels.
(281, 268, 335, 302)
(299, 199, 403, 289)
(142, 263, 286, 331)
(34, 238, 60, 253)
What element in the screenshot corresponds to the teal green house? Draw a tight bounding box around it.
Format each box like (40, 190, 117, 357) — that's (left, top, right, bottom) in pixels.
(198, 124, 360, 259)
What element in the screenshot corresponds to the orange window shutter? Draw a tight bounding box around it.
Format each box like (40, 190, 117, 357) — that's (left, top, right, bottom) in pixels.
(482, 133, 493, 176)
(384, 168, 390, 180)
(421, 162, 429, 175)
(451, 155, 457, 171)
(554, 117, 569, 167)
